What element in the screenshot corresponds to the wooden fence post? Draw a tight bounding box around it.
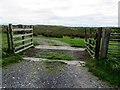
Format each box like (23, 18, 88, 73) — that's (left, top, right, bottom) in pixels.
(7, 27, 11, 51)
(95, 27, 102, 59)
(30, 25, 33, 46)
(85, 28, 87, 42)
(22, 25, 25, 48)
(100, 28, 111, 59)
(9, 24, 14, 53)
(89, 28, 92, 49)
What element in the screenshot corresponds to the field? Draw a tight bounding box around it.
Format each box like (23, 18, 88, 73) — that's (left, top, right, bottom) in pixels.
(1, 32, 85, 67)
(1, 25, 120, 87)
(36, 35, 85, 48)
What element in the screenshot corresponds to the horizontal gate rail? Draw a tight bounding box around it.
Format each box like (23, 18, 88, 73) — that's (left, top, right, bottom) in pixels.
(110, 39, 120, 41)
(111, 33, 120, 35)
(85, 41, 95, 48)
(12, 28, 33, 31)
(13, 33, 33, 38)
(15, 42, 33, 50)
(85, 45, 95, 54)
(109, 43, 120, 46)
(109, 48, 120, 50)
(14, 38, 32, 44)
(86, 47, 95, 58)
(15, 45, 33, 54)
(108, 29, 120, 59)
(108, 52, 120, 55)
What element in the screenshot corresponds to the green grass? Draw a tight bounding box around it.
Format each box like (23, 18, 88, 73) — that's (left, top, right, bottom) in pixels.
(35, 35, 45, 38)
(2, 47, 24, 67)
(86, 58, 120, 87)
(84, 37, 120, 87)
(52, 36, 85, 47)
(1, 33, 24, 67)
(36, 52, 74, 60)
(108, 41, 120, 59)
(33, 40, 40, 46)
(2, 33, 8, 49)
(35, 35, 85, 48)
(2, 54, 23, 67)
(86, 40, 120, 87)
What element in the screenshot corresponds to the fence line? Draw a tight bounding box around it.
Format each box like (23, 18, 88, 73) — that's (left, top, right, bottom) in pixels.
(6, 24, 119, 59)
(108, 28, 120, 58)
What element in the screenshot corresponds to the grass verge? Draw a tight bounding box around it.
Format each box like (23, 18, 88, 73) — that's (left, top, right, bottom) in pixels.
(86, 58, 120, 87)
(2, 54, 23, 67)
(2, 48, 24, 67)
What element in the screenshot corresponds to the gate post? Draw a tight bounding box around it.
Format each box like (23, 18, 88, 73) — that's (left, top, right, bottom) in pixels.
(95, 27, 102, 59)
(89, 28, 92, 49)
(7, 26, 11, 51)
(100, 28, 111, 59)
(85, 28, 87, 42)
(30, 25, 33, 46)
(8, 24, 14, 53)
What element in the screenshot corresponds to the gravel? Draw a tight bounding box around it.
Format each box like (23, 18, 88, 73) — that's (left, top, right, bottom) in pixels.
(2, 38, 112, 88)
(2, 60, 111, 88)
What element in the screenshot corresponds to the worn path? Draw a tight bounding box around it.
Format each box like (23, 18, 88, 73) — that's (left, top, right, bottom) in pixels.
(33, 38, 70, 46)
(2, 60, 111, 88)
(2, 37, 112, 88)
(35, 45, 85, 51)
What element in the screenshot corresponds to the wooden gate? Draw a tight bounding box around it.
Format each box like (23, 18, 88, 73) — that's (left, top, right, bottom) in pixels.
(84, 27, 111, 59)
(7, 24, 34, 54)
(85, 28, 102, 59)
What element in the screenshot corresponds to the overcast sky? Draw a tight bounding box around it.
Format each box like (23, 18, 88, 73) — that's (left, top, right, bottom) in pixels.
(0, 0, 119, 27)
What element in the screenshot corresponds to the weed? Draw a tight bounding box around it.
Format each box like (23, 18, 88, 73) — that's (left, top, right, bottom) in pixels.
(2, 54, 23, 67)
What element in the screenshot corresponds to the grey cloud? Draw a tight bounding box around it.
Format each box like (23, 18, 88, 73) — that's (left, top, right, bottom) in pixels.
(0, 0, 118, 27)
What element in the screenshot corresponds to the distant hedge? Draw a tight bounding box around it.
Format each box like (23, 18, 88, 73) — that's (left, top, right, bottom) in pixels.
(33, 25, 85, 38)
(2, 25, 119, 39)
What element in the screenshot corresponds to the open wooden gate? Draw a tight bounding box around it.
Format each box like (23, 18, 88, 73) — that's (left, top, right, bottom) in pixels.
(7, 24, 34, 54)
(84, 27, 111, 59)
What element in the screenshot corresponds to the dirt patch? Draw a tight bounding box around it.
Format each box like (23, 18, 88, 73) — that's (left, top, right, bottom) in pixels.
(25, 48, 89, 61)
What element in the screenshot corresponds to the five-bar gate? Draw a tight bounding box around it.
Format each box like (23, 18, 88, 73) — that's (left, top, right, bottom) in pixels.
(7, 24, 34, 54)
(85, 27, 111, 59)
